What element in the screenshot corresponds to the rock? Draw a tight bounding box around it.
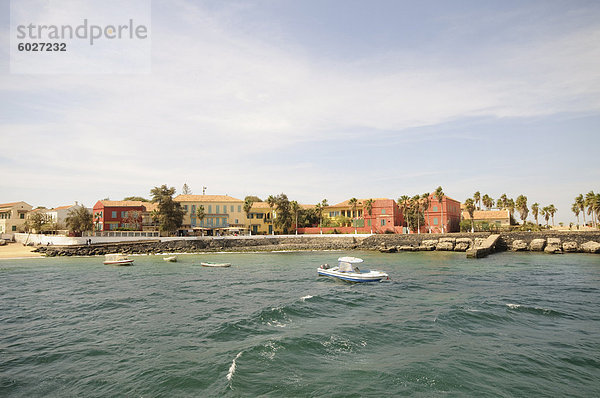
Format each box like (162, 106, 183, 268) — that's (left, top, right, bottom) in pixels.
(474, 238, 486, 247)
(530, 239, 546, 251)
(562, 241, 579, 253)
(581, 241, 600, 254)
(379, 245, 397, 253)
(544, 238, 562, 254)
(454, 242, 470, 252)
(0, 239, 6, 246)
(418, 239, 437, 251)
(512, 240, 528, 251)
(398, 245, 415, 251)
(436, 241, 455, 251)
(439, 237, 456, 244)
(418, 245, 436, 251)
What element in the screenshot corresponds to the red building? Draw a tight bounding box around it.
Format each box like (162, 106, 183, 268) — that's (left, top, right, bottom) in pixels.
(93, 200, 146, 231)
(363, 198, 404, 233)
(422, 194, 461, 233)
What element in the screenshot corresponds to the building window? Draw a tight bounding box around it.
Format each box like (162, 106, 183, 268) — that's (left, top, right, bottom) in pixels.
(238, 205, 241, 212)
(257, 214, 263, 219)
(231, 206, 234, 212)
(216, 218, 220, 226)
(20, 213, 25, 219)
(381, 219, 385, 226)
(216, 205, 220, 214)
(434, 217, 438, 225)
(184, 205, 188, 212)
(192, 205, 196, 213)
(433, 206, 438, 212)
(367, 219, 371, 226)
(381, 209, 386, 214)
(235, 219, 238, 224)
(223, 206, 227, 215)
(122, 211, 128, 218)
(208, 205, 212, 213)
(112, 211, 117, 218)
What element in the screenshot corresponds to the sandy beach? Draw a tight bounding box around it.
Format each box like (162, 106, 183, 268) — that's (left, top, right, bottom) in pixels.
(0, 243, 43, 259)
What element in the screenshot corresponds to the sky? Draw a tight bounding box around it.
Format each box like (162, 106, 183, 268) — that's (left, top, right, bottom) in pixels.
(1, 0, 599, 224)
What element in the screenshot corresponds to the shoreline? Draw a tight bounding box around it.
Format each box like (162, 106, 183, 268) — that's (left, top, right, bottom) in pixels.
(0, 243, 43, 260)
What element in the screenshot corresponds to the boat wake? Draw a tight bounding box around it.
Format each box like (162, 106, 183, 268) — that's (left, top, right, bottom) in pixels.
(505, 303, 570, 317)
(300, 295, 313, 302)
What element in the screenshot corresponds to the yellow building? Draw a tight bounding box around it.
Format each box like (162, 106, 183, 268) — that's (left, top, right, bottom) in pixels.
(247, 202, 275, 234)
(174, 195, 245, 235)
(0, 201, 33, 235)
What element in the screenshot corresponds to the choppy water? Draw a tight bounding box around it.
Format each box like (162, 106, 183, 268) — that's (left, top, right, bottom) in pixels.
(1, 251, 599, 397)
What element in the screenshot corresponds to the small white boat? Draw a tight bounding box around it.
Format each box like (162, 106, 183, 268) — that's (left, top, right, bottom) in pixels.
(103, 253, 134, 266)
(317, 256, 389, 283)
(163, 256, 177, 262)
(200, 262, 231, 268)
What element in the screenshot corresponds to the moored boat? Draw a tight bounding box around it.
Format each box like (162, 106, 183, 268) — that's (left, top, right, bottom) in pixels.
(103, 253, 134, 266)
(317, 256, 389, 283)
(200, 262, 231, 268)
(163, 256, 177, 262)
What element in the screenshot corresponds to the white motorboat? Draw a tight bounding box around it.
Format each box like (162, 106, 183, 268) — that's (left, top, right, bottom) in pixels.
(103, 253, 134, 266)
(200, 262, 231, 268)
(163, 256, 177, 262)
(317, 256, 389, 283)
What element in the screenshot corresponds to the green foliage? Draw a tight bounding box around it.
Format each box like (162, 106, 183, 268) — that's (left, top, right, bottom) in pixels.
(26, 212, 52, 233)
(123, 196, 149, 202)
(273, 193, 293, 234)
(297, 208, 319, 227)
(65, 206, 93, 235)
(244, 195, 263, 202)
(150, 185, 185, 234)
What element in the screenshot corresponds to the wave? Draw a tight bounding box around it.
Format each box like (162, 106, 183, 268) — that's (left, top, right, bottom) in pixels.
(300, 295, 313, 302)
(505, 303, 571, 317)
(226, 351, 243, 384)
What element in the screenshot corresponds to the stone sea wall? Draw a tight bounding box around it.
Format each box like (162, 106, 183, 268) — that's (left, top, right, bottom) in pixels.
(358, 231, 600, 254)
(32, 231, 600, 257)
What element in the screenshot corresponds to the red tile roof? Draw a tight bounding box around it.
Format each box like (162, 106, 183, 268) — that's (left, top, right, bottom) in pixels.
(174, 195, 243, 202)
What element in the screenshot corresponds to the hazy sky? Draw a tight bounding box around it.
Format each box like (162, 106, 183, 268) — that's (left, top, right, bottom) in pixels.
(1, 0, 599, 224)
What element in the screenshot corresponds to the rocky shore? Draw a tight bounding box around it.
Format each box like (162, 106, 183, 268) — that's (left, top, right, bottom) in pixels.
(31, 231, 600, 257)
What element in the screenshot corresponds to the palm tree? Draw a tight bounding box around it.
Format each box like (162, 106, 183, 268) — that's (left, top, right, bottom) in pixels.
(243, 198, 254, 235)
(195, 205, 206, 236)
(411, 195, 422, 234)
(575, 194, 585, 226)
(266, 195, 277, 235)
(398, 195, 411, 234)
(506, 198, 515, 221)
(531, 203, 540, 226)
(515, 195, 528, 225)
(541, 206, 550, 227)
(464, 198, 476, 232)
(585, 191, 597, 228)
(421, 193, 431, 233)
(547, 204, 557, 226)
(474, 191, 481, 210)
(364, 199, 374, 234)
(315, 199, 329, 234)
(594, 193, 600, 228)
(434, 186, 445, 233)
(498, 193, 508, 210)
(482, 194, 493, 210)
(290, 200, 300, 235)
(348, 198, 358, 234)
(571, 203, 580, 225)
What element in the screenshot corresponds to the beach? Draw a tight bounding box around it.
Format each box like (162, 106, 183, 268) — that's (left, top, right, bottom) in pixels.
(0, 242, 43, 259)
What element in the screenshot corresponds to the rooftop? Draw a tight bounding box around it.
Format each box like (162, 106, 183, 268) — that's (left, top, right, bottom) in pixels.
(174, 195, 243, 203)
(462, 210, 510, 220)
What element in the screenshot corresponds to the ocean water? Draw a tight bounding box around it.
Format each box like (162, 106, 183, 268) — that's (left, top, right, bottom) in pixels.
(1, 251, 599, 397)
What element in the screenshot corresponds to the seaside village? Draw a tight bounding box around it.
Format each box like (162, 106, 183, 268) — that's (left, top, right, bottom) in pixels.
(2, 186, 586, 246)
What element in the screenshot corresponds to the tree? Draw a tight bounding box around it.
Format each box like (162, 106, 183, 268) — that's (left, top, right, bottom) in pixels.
(547, 204, 557, 226)
(531, 202, 540, 226)
(150, 185, 185, 235)
(26, 212, 52, 233)
(474, 191, 481, 210)
(541, 206, 550, 227)
(398, 195, 411, 234)
(434, 186, 445, 233)
(515, 195, 528, 225)
(124, 210, 142, 230)
(421, 193, 431, 233)
(464, 198, 476, 233)
(364, 199, 374, 234)
(290, 201, 300, 235)
(482, 194, 493, 210)
(123, 196, 149, 202)
(315, 199, 329, 234)
(244, 195, 263, 202)
(65, 206, 93, 236)
(243, 198, 255, 235)
(575, 194, 586, 226)
(585, 191, 597, 228)
(348, 198, 358, 234)
(182, 183, 192, 195)
(273, 193, 293, 234)
(411, 195, 422, 233)
(571, 203, 580, 225)
(266, 195, 277, 235)
(196, 205, 206, 235)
